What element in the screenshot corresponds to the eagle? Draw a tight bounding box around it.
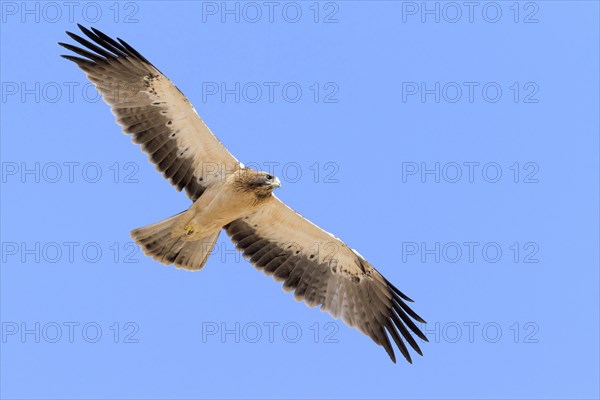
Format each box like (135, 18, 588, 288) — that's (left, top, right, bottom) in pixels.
(59, 24, 428, 363)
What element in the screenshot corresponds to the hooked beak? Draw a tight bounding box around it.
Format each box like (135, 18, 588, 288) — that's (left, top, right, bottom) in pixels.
(271, 177, 281, 189)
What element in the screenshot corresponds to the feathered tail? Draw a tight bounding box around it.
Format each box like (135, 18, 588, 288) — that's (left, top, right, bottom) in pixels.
(131, 211, 220, 270)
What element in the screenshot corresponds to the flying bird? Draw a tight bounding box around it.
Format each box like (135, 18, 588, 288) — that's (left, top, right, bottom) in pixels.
(60, 24, 428, 363)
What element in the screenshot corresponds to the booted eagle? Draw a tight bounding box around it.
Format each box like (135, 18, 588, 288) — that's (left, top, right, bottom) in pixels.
(60, 25, 428, 363)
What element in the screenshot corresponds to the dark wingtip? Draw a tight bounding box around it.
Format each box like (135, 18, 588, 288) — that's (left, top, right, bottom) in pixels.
(65, 31, 80, 41)
(411, 341, 424, 355)
(117, 37, 151, 64)
(397, 290, 415, 303)
(77, 24, 98, 40)
(385, 277, 415, 302)
(60, 54, 90, 64)
(412, 313, 427, 324)
(388, 351, 397, 364)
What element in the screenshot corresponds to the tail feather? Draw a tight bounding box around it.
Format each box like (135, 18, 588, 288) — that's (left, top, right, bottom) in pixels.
(131, 212, 220, 270)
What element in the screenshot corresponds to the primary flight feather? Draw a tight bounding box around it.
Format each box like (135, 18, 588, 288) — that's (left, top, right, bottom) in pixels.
(60, 24, 428, 363)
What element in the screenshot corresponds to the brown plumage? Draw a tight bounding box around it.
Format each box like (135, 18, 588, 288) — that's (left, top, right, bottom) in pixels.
(60, 25, 428, 364)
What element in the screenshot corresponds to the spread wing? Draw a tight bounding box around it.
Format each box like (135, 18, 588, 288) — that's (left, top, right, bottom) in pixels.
(59, 25, 239, 201)
(224, 197, 428, 363)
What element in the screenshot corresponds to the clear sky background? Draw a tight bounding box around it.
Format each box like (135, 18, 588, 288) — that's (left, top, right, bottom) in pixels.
(1, 1, 599, 399)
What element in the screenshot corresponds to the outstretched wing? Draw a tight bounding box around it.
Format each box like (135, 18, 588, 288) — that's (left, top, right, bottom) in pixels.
(224, 197, 428, 363)
(60, 25, 239, 201)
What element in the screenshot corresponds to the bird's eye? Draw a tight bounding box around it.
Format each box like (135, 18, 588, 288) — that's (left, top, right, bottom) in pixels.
(265, 174, 273, 180)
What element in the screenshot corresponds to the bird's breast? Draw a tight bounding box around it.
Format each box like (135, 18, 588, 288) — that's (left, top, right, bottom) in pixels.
(190, 182, 264, 230)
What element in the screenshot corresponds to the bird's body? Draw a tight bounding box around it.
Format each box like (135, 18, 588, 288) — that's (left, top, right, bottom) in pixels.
(177, 175, 251, 240)
(171, 169, 280, 242)
(133, 168, 281, 269)
(60, 25, 428, 363)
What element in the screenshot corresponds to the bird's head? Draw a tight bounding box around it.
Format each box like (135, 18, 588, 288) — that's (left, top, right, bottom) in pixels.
(235, 169, 281, 199)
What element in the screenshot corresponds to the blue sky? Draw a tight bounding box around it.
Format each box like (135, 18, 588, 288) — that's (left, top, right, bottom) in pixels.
(1, 1, 599, 399)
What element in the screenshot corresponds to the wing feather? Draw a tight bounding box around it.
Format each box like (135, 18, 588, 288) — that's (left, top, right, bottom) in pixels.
(60, 25, 239, 201)
(224, 197, 428, 363)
